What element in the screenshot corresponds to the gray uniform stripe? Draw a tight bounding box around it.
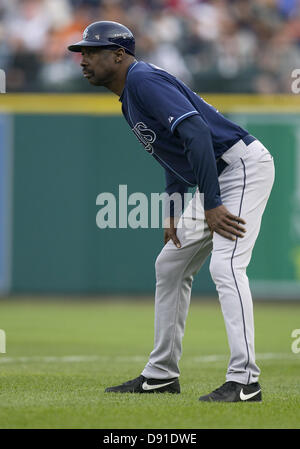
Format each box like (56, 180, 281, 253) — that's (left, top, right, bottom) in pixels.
(230, 158, 250, 384)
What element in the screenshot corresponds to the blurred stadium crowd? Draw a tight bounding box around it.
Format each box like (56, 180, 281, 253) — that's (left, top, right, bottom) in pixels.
(0, 0, 300, 93)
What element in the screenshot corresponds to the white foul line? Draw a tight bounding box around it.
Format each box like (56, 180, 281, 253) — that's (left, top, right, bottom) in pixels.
(0, 353, 298, 365)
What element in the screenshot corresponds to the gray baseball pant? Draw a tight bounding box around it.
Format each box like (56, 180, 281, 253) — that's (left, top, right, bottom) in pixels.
(141, 138, 275, 384)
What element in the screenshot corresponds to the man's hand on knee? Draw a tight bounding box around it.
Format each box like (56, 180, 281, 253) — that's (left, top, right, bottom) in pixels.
(205, 205, 246, 241)
(164, 216, 181, 248)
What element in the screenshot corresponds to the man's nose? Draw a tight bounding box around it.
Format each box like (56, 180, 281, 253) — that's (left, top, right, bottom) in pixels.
(80, 58, 88, 67)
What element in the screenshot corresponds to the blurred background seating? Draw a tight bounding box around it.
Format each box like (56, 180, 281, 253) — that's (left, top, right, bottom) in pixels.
(1, 0, 300, 93)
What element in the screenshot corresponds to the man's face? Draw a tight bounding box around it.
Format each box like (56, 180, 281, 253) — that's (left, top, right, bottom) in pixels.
(80, 47, 118, 86)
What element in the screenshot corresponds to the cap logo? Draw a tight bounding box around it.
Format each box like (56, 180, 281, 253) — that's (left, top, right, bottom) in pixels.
(112, 33, 130, 38)
(94, 34, 100, 40)
(83, 28, 88, 39)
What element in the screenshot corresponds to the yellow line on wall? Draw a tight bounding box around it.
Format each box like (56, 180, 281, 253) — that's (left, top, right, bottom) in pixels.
(0, 93, 300, 114)
(0, 94, 122, 115)
(204, 94, 300, 113)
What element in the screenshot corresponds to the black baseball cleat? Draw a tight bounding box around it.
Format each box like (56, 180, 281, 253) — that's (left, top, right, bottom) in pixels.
(105, 375, 180, 394)
(198, 381, 262, 402)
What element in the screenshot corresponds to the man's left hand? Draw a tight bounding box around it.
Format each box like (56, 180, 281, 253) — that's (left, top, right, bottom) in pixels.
(205, 205, 246, 241)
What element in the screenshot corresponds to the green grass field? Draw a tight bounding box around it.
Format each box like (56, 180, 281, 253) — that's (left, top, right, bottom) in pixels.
(0, 298, 299, 429)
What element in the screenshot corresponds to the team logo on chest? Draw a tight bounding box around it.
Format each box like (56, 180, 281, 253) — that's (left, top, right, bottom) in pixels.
(132, 122, 156, 154)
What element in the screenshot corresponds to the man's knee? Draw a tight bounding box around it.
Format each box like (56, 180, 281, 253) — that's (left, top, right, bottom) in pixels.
(155, 249, 171, 281)
(209, 254, 232, 285)
(209, 252, 248, 286)
(155, 248, 183, 283)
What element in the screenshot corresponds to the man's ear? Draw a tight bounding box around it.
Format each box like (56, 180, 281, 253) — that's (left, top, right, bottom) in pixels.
(115, 47, 125, 63)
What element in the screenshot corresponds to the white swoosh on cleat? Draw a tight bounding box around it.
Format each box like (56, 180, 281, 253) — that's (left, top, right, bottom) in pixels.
(240, 389, 261, 401)
(142, 380, 175, 391)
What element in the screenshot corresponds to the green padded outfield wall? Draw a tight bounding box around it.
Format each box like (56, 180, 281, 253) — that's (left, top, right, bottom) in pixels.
(0, 94, 299, 297)
(12, 113, 175, 294)
(229, 113, 300, 298)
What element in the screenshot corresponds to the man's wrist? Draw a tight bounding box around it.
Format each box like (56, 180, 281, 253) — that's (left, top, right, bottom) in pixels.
(204, 196, 222, 211)
(164, 216, 180, 228)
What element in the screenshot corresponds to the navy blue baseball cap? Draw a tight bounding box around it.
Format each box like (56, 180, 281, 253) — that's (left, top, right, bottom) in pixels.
(68, 21, 135, 56)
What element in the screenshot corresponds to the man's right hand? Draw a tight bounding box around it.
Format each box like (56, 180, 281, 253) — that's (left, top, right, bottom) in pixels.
(164, 216, 181, 248)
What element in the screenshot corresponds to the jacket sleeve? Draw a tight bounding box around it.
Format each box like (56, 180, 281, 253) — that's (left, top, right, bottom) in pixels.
(164, 169, 189, 218)
(175, 115, 222, 210)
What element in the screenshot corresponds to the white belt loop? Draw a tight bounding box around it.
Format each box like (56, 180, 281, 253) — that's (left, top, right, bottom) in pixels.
(221, 139, 249, 165)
